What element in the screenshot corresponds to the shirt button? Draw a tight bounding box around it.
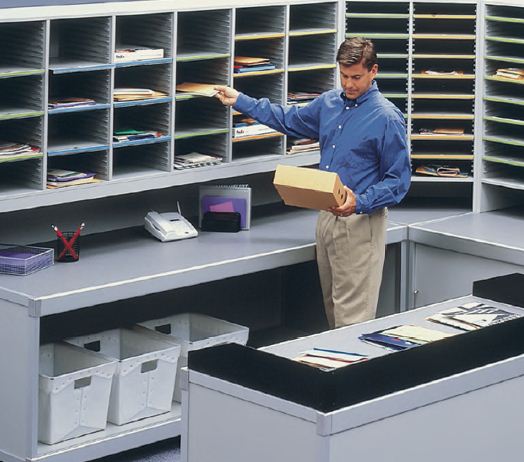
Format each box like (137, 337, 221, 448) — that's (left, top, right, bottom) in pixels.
(355, 104, 358, 107)
(326, 165, 329, 169)
(338, 125, 342, 129)
(332, 144, 336, 149)
(346, 107, 349, 110)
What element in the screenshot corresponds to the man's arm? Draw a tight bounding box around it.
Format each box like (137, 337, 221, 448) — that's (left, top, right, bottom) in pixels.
(215, 85, 321, 140)
(354, 116, 411, 214)
(331, 115, 411, 217)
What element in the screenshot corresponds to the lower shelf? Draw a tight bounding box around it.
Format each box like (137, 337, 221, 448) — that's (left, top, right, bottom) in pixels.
(482, 177, 524, 191)
(411, 176, 473, 183)
(35, 404, 182, 462)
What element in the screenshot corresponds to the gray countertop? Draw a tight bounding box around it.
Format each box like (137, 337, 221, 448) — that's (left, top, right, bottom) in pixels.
(0, 208, 406, 316)
(410, 208, 524, 266)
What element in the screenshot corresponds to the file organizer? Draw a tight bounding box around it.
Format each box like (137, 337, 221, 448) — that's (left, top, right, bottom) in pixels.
(346, 1, 410, 116)
(232, 6, 286, 159)
(482, 4, 524, 198)
(114, 13, 174, 69)
(0, 2, 338, 214)
(0, 244, 53, 275)
(175, 9, 231, 165)
(48, 70, 111, 115)
(199, 183, 252, 229)
(0, 117, 44, 194)
(65, 327, 180, 425)
(286, 2, 338, 153)
(138, 313, 249, 402)
(38, 342, 117, 445)
(49, 17, 112, 73)
(410, 2, 477, 184)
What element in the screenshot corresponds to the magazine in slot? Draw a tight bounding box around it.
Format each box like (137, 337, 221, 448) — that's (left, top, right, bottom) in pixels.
(115, 13, 173, 65)
(48, 70, 110, 113)
(113, 103, 171, 147)
(174, 133, 227, 169)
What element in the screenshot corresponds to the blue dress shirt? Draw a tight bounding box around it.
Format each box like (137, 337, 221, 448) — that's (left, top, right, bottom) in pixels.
(233, 81, 411, 214)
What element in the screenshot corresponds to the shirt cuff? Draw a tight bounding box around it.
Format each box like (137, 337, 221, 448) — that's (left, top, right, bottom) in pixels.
(355, 194, 368, 215)
(233, 92, 256, 114)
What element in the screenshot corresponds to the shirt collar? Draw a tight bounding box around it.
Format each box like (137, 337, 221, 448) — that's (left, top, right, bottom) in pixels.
(340, 80, 378, 106)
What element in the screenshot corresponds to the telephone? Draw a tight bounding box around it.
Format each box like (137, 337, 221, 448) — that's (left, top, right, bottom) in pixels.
(144, 206, 198, 242)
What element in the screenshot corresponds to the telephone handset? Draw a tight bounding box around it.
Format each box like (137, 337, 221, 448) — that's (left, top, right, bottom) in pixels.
(144, 203, 198, 242)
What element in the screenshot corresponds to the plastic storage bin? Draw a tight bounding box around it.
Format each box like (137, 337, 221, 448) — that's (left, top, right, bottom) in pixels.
(139, 313, 249, 401)
(39, 342, 117, 445)
(65, 327, 180, 425)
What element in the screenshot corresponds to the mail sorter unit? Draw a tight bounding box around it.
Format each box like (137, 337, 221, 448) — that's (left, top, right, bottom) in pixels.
(345, 1, 410, 116)
(231, 5, 288, 160)
(285, 2, 338, 155)
(0, 0, 339, 214)
(174, 9, 231, 166)
(480, 2, 524, 211)
(183, 274, 524, 462)
(410, 2, 477, 184)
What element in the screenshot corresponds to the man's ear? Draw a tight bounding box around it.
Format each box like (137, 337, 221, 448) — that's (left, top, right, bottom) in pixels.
(370, 63, 379, 77)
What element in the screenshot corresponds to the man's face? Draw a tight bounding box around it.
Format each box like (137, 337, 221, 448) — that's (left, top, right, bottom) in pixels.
(339, 61, 378, 100)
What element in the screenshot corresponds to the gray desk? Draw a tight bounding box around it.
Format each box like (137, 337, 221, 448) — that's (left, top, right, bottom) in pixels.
(0, 209, 405, 317)
(0, 209, 406, 462)
(388, 203, 470, 226)
(408, 209, 524, 307)
(184, 295, 524, 462)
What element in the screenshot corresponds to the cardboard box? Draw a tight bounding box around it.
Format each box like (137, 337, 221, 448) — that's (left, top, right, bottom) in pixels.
(273, 165, 347, 210)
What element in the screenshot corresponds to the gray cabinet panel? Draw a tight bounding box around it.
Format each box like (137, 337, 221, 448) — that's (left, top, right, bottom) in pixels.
(412, 243, 523, 307)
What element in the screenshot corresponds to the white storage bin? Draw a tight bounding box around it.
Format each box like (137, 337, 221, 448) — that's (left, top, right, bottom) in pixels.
(39, 342, 117, 445)
(139, 313, 249, 401)
(65, 327, 180, 425)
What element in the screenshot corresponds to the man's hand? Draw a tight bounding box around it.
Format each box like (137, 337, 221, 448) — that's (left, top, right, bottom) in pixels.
(214, 85, 239, 106)
(329, 186, 357, 217)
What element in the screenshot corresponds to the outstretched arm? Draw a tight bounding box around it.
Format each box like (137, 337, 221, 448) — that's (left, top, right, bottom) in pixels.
(214, 85, 321, 140)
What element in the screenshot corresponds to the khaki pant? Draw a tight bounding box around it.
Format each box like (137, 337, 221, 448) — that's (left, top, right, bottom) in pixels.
(315, 208, 387, 329)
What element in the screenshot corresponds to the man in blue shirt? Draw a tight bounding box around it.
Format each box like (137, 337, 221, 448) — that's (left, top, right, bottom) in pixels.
(215, 38, 411, 328)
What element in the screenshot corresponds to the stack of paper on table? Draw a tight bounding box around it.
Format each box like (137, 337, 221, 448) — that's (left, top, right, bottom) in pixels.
(293, 348, 367, 371)
(0, 141, 41, 161)
(287, 138, 319, 154)
(114, 46, 164, 62)
(174, 152, 222, 170)
(113, 88, 168, 101)
(113, 129, 164, 142)
(175, 82, 218, 97)
(48, 97, 96, 109)
(47, 169, 99, 188)
(427, 302, 521, 331)
(234, 56, 276, 73)
(495, 68, 524, 80)
(360, 325, 454, 351)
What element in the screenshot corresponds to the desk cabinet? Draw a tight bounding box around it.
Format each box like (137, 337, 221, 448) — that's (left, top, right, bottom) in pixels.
(184, 276, 524, 461)
(0, 208, 405, 462)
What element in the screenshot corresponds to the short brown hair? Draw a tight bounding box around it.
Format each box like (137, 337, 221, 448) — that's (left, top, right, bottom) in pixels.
(336, 37, 377, 70)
